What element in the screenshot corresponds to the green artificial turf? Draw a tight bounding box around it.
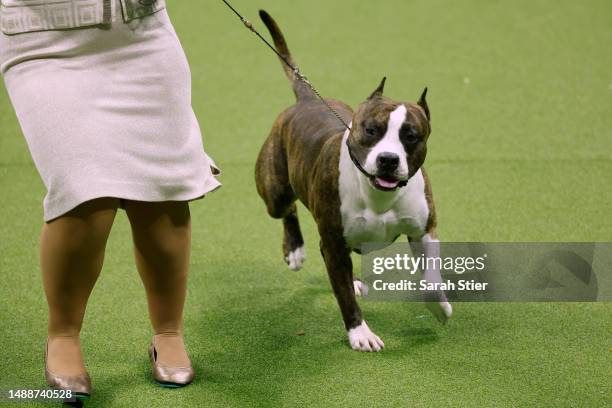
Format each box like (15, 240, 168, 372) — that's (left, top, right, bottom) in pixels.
(1, 0, 611, 407)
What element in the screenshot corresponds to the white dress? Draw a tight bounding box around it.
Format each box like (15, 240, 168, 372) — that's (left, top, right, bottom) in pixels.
(0, 1, 221, 221)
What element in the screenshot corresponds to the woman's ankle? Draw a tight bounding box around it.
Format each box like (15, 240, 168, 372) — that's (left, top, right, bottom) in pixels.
(152, 333, 191, 367)
(46, 335, 87, 376)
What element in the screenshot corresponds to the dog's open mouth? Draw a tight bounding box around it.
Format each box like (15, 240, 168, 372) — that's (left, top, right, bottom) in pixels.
(371, 176, 401, 191)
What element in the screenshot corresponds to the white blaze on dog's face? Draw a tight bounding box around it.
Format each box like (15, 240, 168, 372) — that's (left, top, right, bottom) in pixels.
(346, 78, 431, 192)
(363, 104, 409, 186)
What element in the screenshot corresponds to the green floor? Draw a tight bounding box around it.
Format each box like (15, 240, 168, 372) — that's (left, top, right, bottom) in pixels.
(1, 0, 611, 407)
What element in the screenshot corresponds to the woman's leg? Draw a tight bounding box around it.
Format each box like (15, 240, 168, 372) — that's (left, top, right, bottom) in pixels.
(124, 200, 191, 367)
(42, 198, 119, 375)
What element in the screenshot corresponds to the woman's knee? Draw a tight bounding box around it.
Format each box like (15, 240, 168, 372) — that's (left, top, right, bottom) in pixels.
(124, 200, 190, 227)
(43, 197, 119, 254)
(124, 200, 191, 258)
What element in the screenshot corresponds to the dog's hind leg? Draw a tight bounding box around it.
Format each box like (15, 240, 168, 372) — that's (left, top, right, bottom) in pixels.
(255, 120, 295, 220)
(255, 126, 305, 270)
(282, 203, 305, 271)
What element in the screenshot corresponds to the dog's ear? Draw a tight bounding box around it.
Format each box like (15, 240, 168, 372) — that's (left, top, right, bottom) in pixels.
(368, 77, 387, 100)
(417, 87, 430, 121)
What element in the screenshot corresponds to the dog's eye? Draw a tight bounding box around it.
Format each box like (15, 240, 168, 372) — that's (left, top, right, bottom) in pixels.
(402, 127, 420, 144)
(363, 126, 377, 139)
(405, 132, 419, 144)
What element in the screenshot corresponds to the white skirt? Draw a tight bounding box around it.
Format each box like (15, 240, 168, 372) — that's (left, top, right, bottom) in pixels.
(0, 5, 221, 221)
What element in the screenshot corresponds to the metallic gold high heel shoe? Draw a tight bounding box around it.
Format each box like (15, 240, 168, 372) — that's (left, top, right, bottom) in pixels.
(148, 338, 195, 388)
(44, 340, 92, 400)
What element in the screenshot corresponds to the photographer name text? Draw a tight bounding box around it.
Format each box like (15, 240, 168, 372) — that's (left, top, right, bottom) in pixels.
(372, 279, 488, 292)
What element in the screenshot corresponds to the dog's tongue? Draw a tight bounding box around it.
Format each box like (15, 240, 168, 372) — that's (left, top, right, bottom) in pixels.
(376, 177, 399, 189)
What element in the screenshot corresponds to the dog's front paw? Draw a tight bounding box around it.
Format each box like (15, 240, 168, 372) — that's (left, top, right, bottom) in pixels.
(423, 290, 453, 324)
(425, 300, 453, 324)
(284, 245, 306, 271)
(353, 280, 369, 297)
(347, 321, 384, 352)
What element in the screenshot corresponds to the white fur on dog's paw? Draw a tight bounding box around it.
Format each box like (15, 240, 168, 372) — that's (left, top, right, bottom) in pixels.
(441, 301, 453, 317)
(353, 280, 369, 297)
(426, 301, 453, 324)
(285, 246, 305, 271)
(347, 321, 384, 352)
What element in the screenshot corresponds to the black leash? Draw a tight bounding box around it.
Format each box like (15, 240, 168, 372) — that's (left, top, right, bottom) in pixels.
(220, 0, 352, 132)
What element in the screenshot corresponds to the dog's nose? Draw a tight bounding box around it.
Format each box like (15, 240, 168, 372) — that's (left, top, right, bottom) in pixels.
(376, 152, 400, 170)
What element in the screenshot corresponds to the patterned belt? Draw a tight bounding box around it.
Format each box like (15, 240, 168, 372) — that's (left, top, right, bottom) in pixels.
(0, 0, 166, 35)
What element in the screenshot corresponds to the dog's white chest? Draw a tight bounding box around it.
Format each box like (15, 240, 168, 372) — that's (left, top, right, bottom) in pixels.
(338, 131, 429, 250)
(342, 206, 412, 248)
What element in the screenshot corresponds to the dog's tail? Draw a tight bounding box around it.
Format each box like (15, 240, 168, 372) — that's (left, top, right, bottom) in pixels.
(259, 10, 314, 101)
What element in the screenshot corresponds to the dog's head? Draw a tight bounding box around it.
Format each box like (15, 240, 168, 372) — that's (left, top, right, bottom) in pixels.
(347, 77, 431, 191)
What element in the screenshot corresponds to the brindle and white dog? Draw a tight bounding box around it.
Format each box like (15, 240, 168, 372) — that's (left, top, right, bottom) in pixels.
(255, 10, 452, 352)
